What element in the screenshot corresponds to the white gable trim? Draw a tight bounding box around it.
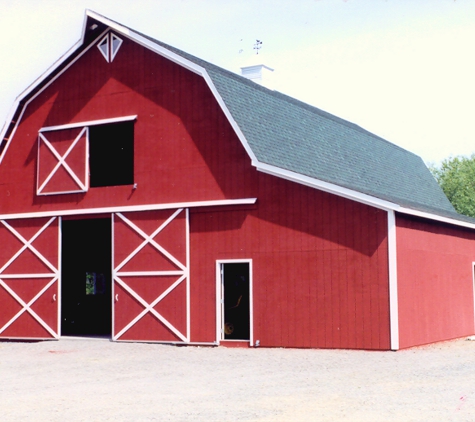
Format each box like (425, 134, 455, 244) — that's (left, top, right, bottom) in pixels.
(0, 26, 110, 165)
(84, 11, 260, 165)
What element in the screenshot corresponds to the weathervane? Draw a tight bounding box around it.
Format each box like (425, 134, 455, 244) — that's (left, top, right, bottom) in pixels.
(253, 40, 262, 55)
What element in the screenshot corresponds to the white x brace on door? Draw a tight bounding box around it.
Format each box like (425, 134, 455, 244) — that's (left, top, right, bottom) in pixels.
(0, 217, 60, 339)
(37, 127, 88, 195)
(112, 208, 190, 343)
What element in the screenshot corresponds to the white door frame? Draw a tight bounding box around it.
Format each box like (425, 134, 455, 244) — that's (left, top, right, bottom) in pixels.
(216, 259, 253, 346)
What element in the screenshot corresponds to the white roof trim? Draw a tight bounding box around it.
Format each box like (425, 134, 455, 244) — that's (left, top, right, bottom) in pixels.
(257, 162, 475, 230)
(0, 198, 257, 221)
(396, 206, 475, 230)
(0, 26, 110, 164)
(256, 162, 398, 211)
(84, 11, 259, 164)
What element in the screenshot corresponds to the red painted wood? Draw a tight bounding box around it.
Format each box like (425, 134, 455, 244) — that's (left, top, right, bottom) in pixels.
(0, 32, 394, 349)
(0, 36, 255, 215)
(190, 175, 391, 350)
(113, 209, 187, 342)
(37, 128, 87, 195)
(0, 217, 59, 339)
(396, 214, 475, 349)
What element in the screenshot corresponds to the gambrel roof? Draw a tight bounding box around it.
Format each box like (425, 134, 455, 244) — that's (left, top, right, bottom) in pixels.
(1, 10, 474, 227)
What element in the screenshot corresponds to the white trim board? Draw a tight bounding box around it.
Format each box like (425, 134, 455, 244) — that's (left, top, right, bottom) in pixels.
(39, 115, 137, 133)
(0, 198, 257, 221)
(387, 210, 399, 351)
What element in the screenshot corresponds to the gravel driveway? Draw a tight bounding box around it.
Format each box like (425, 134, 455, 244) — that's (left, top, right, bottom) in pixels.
(1, 336, 475, 421)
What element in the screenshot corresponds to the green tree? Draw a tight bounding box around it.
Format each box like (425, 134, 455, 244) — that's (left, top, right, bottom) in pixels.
(429, 154, 475, 218)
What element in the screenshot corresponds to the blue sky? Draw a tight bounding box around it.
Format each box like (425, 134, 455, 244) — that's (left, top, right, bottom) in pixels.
(1, 0, 474, 164)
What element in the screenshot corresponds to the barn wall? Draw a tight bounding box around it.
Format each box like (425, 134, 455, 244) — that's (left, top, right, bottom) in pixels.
(396, 214, 475, 349)
(190, 175, 391, 350)
(0, 31, 392, 349)
(0, 35, 255, 214)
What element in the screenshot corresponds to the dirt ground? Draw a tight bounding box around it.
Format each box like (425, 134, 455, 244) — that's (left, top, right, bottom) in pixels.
(1, 337, 475, 421)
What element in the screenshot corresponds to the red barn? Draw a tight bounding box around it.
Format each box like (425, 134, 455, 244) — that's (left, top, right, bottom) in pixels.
(1, 11, 474, 350)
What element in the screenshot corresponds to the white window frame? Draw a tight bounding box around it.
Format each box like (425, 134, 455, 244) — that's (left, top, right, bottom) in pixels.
(215, 259, 253, 346)
(97, 32, 123, 63)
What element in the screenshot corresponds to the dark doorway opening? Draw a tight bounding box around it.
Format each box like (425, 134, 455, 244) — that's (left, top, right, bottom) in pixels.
(222, 263, 250, 340)
(61, 218, 112, 336)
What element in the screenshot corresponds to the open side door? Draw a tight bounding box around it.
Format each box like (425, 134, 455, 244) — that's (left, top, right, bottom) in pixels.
(0, 217, 60, 339)
(112, 209, 189, 343)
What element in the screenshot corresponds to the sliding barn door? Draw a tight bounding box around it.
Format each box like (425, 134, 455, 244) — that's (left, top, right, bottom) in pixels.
(0, 217, 60, 339)
(112, 209, 189, 343)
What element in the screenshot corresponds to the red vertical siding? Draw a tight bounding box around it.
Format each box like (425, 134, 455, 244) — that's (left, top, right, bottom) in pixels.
(0, 31, 393, 349)
(0, 36, 255, 215)
(397, 214, 475, 349)
(190, 175, 391, 350)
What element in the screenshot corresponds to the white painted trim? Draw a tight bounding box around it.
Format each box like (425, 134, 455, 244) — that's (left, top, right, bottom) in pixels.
(186, 208, 191, 342)
(110, 33, 123, 62)
(112, 209, 190, 343)
(97, 33, 110, 62)
(114, 274, 187, 342)
(111, 214, 116, 339)
(0, 198, 257, 221)
(0, 217, 58, 274)
(37, 128, 88, 195)
(257, 162, 397, 211)
(0, 216, 59, 339)
(58, 217, 62, 337)
(216, 259, 253, 346)
(114, 210, 186, 272)
(0, 276, 58, 338)
(397, 207, 475, 231)
(215, 261, 222, 343)
(85, 12, 259, 165)
(39, 115, 137, 133)
(387, 210, 399, 351)
(472, 262, 475, 334)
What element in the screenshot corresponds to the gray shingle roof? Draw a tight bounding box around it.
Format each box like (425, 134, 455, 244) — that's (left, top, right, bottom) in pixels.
(138, 31, 461, 219)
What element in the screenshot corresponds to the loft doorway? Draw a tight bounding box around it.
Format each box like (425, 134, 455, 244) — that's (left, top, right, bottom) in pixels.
(217, 261, 253, 343)
(61, 218, 112, 337)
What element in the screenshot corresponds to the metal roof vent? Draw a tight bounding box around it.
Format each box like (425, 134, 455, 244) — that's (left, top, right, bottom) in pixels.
(240, 64, 275, 89)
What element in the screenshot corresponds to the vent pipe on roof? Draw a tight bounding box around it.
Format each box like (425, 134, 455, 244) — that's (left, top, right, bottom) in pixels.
(240, 64, 275, 89)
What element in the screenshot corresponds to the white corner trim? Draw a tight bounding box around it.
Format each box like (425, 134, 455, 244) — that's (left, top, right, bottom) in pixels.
(39, 115, 137, 133)
(472, 262, 475, 333)
(387, 210, 399, 351)
(0, 198, 257, 221)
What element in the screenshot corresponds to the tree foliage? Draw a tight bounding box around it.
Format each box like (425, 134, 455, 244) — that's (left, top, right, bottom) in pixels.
(429, 154, 475, 218)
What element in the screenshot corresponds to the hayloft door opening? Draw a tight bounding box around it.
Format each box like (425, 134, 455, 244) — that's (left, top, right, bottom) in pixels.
(61, 218, 112, 337)
(218, 261, 252, 342)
